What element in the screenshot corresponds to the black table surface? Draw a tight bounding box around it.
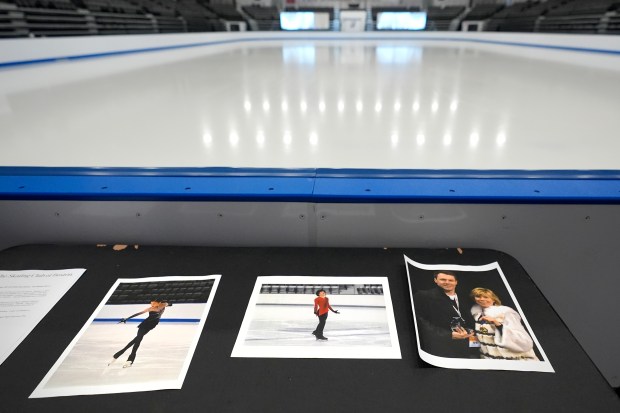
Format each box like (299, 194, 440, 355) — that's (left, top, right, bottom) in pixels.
(0, 245, 618, 412)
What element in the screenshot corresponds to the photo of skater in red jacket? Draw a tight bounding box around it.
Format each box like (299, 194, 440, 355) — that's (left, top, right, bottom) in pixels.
(312, 289, 340, 340)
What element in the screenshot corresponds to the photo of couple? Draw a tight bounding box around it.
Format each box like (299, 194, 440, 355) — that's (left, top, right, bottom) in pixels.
(405, 256, 554, 373)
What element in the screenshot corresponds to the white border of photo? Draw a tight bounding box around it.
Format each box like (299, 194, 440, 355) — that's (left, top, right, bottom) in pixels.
(232, 276, 401, 359)
(405, 255, 554, 373)
(30, 274, 221, 398)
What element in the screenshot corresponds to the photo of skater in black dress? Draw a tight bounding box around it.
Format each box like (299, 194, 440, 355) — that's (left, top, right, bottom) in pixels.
(109, 300, 171, 368)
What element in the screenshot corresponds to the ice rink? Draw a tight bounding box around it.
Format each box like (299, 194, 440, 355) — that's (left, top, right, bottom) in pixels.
(40, 322, 197, 391)
(244, 304, 392, 347)
(1, 36, 619, 170)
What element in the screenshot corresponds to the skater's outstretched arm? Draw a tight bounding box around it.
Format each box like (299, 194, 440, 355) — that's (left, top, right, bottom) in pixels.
(118, 301, 171, 323)
(118, 307, 153, 324)
(326, 298, 340, 314)
(118, 306, 153, 323)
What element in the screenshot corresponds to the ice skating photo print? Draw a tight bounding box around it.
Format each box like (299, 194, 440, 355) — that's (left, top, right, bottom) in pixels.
(404, 255, 553, 373)
(30, 275, 221, 398)
(231, 276, 401, 359)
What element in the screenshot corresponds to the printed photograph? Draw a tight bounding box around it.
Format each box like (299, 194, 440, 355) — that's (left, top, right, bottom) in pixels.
(405, 255, 553, 372)
(232, 276, 401, 359)
(30, 275, 221, 398)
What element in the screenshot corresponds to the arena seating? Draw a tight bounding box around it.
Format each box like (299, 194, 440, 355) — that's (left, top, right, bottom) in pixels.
(0, 0, 228, 36)
(464, 3, 504, 20)
(356, 285, 384, 295)
(260, 284, 382, 295)
(607, 10, 620, 33)
(1, 0, 94, 37)
(425, 6, 465, 31)
(81, 0, 158, 35)
(0, 0, 619, 37)
(538, 0, 618, 34)
(176, 0, 221, 32)
(0, 2, 28, 37)
(206, 3, 243, 21)
(479, 0, 619, 34)
(107, 279, 215, 304)
(485, 1, 547, 32)
(242, 5, 279, 31)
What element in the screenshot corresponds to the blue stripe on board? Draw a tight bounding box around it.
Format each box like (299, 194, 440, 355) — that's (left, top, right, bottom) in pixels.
(0, 166, 316, 177)
(1, 35, 619, 69)
(0, 38, 245, 69)
(313, 176, 620, 203)
(3, 167, 620, 179)
(1, 167, 620, 203)
(315, 168, 620, 180)
(94, 318, 200, 323)
(0, 171, 316, 202)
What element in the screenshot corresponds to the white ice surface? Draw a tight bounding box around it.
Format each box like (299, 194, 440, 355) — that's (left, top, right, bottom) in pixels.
(1, 38, 619, 170)
(244, 304, 391, 347)
(41, 323, 196, 390)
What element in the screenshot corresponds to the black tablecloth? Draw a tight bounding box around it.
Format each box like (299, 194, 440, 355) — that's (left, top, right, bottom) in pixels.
(0, 245, 618, 412)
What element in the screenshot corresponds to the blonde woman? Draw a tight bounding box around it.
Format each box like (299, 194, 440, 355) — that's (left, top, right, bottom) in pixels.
(470, 288, 538, 361)
(109, 300, 170, 368)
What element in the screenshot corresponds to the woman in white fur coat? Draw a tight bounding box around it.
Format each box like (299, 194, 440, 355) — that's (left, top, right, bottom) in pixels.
(470, 288, 539, 361)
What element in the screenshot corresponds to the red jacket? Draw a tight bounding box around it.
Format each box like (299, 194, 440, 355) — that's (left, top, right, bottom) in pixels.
(314, 296, 335, 316)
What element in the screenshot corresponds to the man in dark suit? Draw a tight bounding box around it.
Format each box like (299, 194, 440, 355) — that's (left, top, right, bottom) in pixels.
(413, 270, 477, 358)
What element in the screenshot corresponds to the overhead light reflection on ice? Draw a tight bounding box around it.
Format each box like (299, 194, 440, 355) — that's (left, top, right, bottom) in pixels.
(282, 45, 316, 65)
(497, 132, 507, 146)
(283, 131, 292, 145)
(256, 130, 265, 146)
(309, 132, 318, 146)
(375, 45, 421, 65)
(391, 132, 399, 146)
(470, 132, 480, 147)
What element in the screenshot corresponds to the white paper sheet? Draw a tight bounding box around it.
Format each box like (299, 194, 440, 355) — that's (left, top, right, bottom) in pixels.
(0, 269, 86, 366)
